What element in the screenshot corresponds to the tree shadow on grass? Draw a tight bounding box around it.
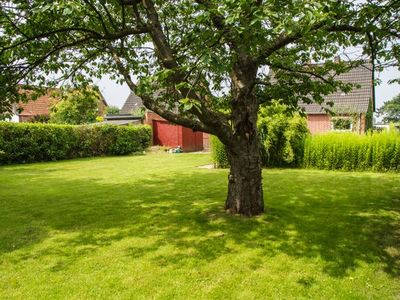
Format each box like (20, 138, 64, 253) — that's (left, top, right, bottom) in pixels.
(0, 168, 399, 278)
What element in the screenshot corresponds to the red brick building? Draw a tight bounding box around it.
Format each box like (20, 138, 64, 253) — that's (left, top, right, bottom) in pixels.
(13, 89, 108, 122)
(120, 92, 208, 152)
(299, 63, 375, 134)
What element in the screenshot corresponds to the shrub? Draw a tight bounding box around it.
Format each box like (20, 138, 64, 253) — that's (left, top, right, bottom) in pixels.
(210, 101, 309, 168)
(303, 128, 400, 172)
(0, 122, 152, 164)
(105, 105, 120, 116)
(49, 87, 102, 125)
(258, 102, 309, 167)
(210, 135, 229, 168)
(28, 114, 50, 123)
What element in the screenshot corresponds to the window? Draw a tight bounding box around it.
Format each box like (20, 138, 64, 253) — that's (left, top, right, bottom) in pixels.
(332, 117, 352, 131)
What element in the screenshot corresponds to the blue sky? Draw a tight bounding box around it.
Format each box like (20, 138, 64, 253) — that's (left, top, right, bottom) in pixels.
(96, 67, 400, 112)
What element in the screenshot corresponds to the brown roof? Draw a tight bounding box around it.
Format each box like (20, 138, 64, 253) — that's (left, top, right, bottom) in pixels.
(18, 92, 54, 116)
(298, 63, 374, 114)
(120, 92, 144, 114)
(18, 88, 108, 117)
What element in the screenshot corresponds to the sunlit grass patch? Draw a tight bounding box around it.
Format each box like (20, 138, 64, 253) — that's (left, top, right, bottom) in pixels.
(0, 153, 399, 299)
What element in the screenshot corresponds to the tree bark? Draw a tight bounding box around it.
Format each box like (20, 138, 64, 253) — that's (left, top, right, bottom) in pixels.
(224, 130, 264, 216)
(223, 55, 264, 216)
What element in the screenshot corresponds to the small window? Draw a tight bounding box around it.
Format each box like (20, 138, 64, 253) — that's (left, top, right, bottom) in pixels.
(332, 117, 352, 131)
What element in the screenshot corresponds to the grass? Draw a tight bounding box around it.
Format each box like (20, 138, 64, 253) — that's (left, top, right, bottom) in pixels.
(0, 153, 399, 299)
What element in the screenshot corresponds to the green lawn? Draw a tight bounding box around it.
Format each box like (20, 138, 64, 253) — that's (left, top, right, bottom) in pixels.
(0, 153, 399, 299)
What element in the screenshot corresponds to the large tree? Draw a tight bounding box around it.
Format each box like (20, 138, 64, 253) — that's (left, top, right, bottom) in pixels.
(1, 0, 399, 216)
(50, 87, 102, 124)
(377, 93, 400, 123)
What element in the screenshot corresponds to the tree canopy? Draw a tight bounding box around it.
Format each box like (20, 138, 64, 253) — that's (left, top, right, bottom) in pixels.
(378, 94, 400, 123)
(49, 87, 102, 124)
(1, 0, 399, 215)
(105, 105, 121, 115)
(1, 1, 399, 127)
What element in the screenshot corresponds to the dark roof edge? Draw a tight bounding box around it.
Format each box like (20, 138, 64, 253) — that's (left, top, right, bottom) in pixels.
(104, 114, 142, 120)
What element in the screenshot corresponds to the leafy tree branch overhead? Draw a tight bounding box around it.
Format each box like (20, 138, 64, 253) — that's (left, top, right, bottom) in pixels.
(1, 0, 399, 216)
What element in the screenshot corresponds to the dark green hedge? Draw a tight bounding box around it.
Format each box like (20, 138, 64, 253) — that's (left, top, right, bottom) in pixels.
(303, 130, 400, 172)
(0, 122, 152, 164)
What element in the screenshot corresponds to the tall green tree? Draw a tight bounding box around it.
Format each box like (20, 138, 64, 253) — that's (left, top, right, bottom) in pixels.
(105, 105, 121, 115)
(1, 0, 399, 215)
(50, 88, 101, 124)
(378, 94, 400, 123)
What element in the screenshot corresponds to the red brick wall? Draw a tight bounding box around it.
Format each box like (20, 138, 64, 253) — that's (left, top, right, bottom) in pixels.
(181, 127, 203, 151)
(359, 113, 366, 134)
(307, 114, 331, 134)
(152, 120, 180, 147)
(146, 111, 205, 151)
(144, 111, 165, 126)
(203, 133, 210, 151)
(307, 113, 367, 134)
(19, 115, 35, 122)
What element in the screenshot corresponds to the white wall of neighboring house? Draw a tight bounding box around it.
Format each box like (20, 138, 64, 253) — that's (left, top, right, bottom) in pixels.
(10, 114, 19, 122)
(9, 104, 20, 122)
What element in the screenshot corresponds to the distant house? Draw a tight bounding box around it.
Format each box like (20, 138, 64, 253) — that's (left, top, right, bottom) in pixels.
(113, 92, 209, 152)
(16, 92, 54, 122)
(10, 89, 108, 122)
(120, 92, 145, 115)
(299, 62, 375, 134)
(103, 92, 145, 126)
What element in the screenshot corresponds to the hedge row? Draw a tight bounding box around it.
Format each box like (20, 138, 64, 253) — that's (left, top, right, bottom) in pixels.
(303, 130, 400, 172)
(0, 122, 152, 164)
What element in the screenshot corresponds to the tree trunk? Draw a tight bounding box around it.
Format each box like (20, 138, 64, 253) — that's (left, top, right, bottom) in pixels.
(224, 55, 264, 216)
(225, 109, 264, 216)
(224, 124, 264, 217)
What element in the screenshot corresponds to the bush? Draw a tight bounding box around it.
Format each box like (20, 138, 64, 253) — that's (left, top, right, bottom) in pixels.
(258, 102, 309, 167)
(303, 128, 400, 172)
(28, 114, 50, 123)
(49, 87, 102, 125)
(0, 122, 152, 164)
(210, 135, 229, 168)
(210, 101, 309, 168)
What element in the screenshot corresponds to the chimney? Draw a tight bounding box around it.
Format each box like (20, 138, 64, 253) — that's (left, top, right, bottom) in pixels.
(334, 55, 341, 63)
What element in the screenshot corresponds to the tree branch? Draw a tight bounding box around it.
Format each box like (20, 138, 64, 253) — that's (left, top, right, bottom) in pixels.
(82, 0, 110, 34)
(99, 1, 118, 31)
(194, 0, 239, 52)
(257, 23, 365, 64)
(108, 46, 212, 133)
(262, 63, 334, 85)
(142, 0, 178, 69)
(1, 27, 148, 54)
(16, 36, 98, 80)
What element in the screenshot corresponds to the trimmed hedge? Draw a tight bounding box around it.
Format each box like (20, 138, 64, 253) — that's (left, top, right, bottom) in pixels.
(0, 122, 152, 164)
(303, 129, 400, 172)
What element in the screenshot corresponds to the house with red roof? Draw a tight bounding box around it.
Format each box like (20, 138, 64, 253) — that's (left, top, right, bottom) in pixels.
(299, 62, 374, 134)
(10, 89, 108, 122)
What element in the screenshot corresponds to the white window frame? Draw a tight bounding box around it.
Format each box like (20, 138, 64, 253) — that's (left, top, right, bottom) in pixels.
(331, 116, 353, 131)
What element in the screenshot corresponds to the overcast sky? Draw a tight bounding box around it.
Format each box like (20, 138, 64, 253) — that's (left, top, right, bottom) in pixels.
(95, 67, 400, 112)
